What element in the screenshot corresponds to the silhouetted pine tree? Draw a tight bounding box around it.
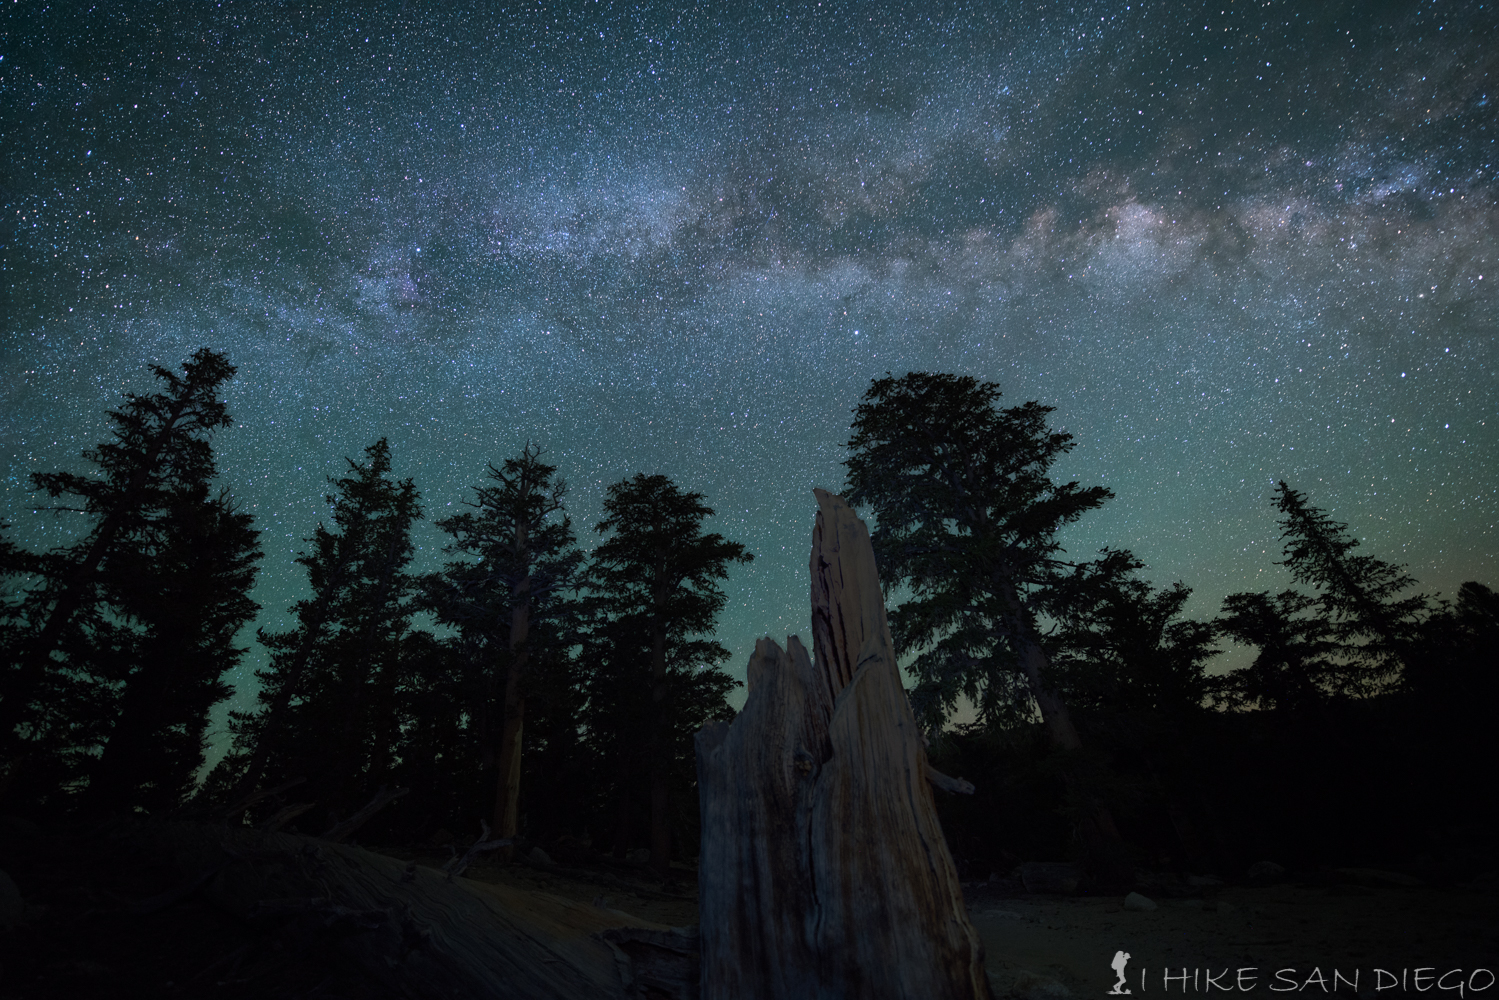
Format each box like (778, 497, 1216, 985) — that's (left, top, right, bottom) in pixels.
(579, 606, 737, 862)
(2, 349, 244, 808)
(1214, 589, 1342, 711)
(1272, 481, 1429, 687)
(843, 372, 1129, 883)
(1043, 548, 1219, 715)
(423, 444, 585, 856)
(222, 439, 421, 827)
(589, 474, 749, 875)
(1405, 581, 1499, 705)
(1216, 483, 1429, 707)
(86, 487, 261, 813)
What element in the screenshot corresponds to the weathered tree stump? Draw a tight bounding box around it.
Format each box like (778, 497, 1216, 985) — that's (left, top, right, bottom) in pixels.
(695, 489, 991, 999)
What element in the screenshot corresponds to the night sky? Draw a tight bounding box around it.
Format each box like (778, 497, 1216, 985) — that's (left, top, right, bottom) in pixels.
(4, 2, 1495, 726)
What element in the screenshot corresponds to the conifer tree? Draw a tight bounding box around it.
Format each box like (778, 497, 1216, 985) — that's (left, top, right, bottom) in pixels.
(2, 349, 242, 793)
(590, 474, 750, 876)
(425, 445, 584, 857)
(1044, 549, 1219, 715)
(1214, 589, 1341, 711)
(844, 371, 1128, 881)
(86, 487, 261, 812)
(225, 439, 421, 823)
(1271, 481, 1428, 686)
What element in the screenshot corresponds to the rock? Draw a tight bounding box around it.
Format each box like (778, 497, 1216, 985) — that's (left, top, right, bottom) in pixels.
(1187, 874, 1225, 889)
(1212, 899, 1237, 914)
(0, 870, 24, 930)
(528, 846, 555, 866)
(1018, 861, 1083, 894)
(625, 848, 650, 866)
(1005, 970, 1074, 999)
(0, 817, 42, 841)
(1123, 891, 1158, 912)
(1246, 860, 1286, 883)
(1333, 867, 1424, 887)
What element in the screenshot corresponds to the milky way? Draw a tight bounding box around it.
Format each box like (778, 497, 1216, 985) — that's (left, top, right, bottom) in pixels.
(4, 1, 1495, 721)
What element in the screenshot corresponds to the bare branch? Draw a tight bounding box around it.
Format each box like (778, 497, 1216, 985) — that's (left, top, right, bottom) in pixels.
(321, 785, 409, 844)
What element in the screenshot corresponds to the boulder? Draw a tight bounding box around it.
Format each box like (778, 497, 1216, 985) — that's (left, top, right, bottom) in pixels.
(1123, 892, 1158, 912)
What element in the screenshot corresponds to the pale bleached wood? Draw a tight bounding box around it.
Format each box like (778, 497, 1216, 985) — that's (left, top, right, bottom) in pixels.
(695, 489, 991, 1000)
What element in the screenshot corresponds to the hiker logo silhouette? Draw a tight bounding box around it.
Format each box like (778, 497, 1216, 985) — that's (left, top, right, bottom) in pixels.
(1109, 951, 1133, 995)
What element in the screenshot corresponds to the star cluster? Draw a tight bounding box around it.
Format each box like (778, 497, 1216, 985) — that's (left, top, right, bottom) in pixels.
(3, 1, 1495, 712)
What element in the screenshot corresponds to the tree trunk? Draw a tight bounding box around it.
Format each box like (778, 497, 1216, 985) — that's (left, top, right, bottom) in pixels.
(649, 612, 670, 877)
(1001, 581, 1132, 887)
(694, 489, 990, 1000)
(493, 559, 531, 862)
(231, 583, 341, 804)
(612, 757, 633, 859)
(140, 820, 697, 1000)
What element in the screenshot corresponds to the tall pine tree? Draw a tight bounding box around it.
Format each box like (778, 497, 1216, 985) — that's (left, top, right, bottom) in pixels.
(590, 474, 750, 876)
(844, 371, 1129, 882)
(1271, 481, 1428, 688)
(223, 439, 421, 826)
(86, 487, 261, 813)
(1044, 548, 1219, 715)
(2, 349, 251, 809)
(425, 444, 584, 857)
(1214, 589, 1341, 712)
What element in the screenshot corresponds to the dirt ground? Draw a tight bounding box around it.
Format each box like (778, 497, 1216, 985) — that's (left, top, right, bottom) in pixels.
(401, 845, 1499, 998)
(963, 880, 1499, 997)
(3, 817, 1495, 998)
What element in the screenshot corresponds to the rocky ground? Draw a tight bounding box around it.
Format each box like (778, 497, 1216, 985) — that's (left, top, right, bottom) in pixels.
(2, 816, 1494, 999)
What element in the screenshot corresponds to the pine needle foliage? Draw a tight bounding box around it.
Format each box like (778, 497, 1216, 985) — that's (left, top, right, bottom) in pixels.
(844, 371, 1113, 731)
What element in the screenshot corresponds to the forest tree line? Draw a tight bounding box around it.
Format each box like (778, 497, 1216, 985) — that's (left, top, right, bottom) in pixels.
(1, 353, 1494, 878)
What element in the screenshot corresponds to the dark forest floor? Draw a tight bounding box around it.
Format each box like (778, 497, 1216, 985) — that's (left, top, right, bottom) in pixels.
(3, 815, 1495, 999)
(966, 876, 1499, 997)
(0, 816, 699, 1000)
(0, 815, 399, 1000)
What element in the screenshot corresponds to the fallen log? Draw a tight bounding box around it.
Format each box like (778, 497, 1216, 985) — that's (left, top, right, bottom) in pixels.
(695, 489, 991, 999)
(142, 820, 695, 1000)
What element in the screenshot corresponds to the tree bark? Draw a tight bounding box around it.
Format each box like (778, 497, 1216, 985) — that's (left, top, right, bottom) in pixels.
(141, 820, 696, 1000)
(649, 606, 670, 878)
(493, 526, 530, 862)
(694, 489, 990, 1000)
(998, 578, 1131, 886)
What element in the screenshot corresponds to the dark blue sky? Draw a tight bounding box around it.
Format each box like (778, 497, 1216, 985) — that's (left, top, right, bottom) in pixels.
(4, 1, 1495, 724)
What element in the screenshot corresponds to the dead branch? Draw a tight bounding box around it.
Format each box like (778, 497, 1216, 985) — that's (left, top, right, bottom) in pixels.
(442, 819, 513, 880)
(924, 761, 977, 795)
(320, 785, 409, 844)
(220, 776, 308, 820)
(259, 802, 317, 833)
